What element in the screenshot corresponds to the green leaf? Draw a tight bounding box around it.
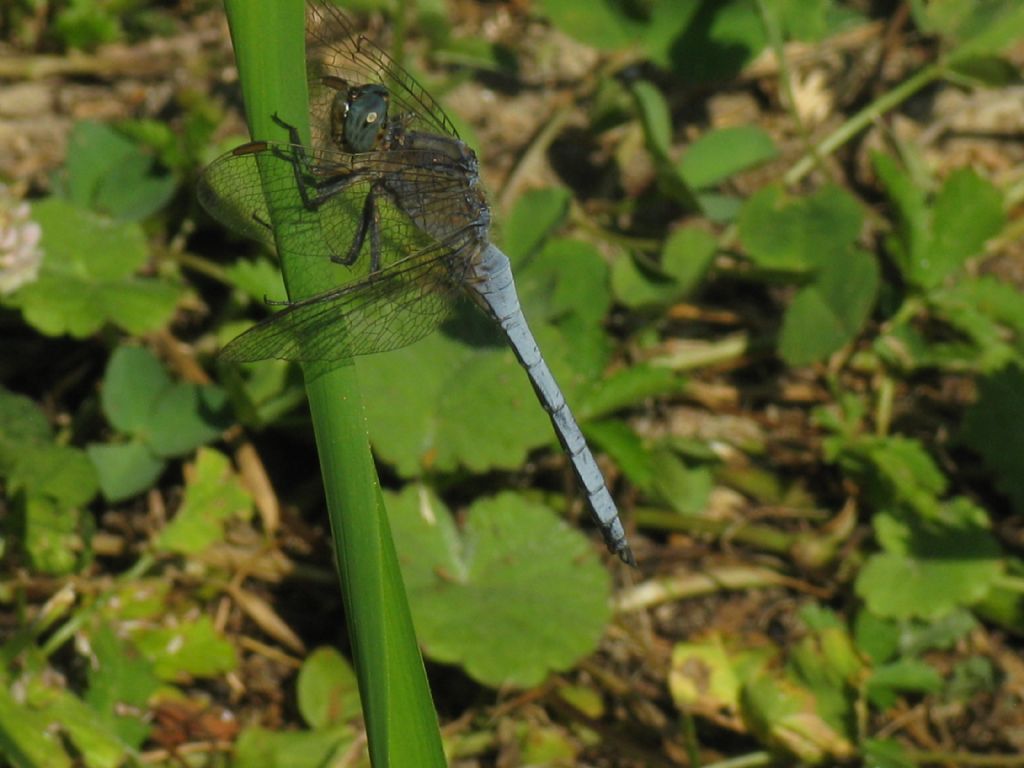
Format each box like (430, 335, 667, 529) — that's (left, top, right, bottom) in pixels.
(855, 498, 1003, 619)
(679, 125, 778, 189)
(388, 487, 612, 688)
(234, 726, 357, 768)
(853, 610, 900, 664)
(738, 184, 863, 272)
(778, 247, 879, 365)
(827, 435, 947, 518)
(775, 0, 838, 40)
(26, 680, 131, 768)
(63, 121, 176, 221)
(867, 659, 943, 708)
(892, 275, 1024, 373)
(297, 647, 362, 730)
(22, 496, 85, 575)
(742, 668, 856, 763)
(0, 388, 50, 457)
(645, 0, 766, 82)
(695, 191, 743, 222)
(579, 363, 683, 419)
(975, 575, 1024, 635)
(132, 615, 237, 681)
(650, 449, 712, 515)
(898, 609, 977, 656)
(948, 54, 1019, 85)
(54, 0, 121, 50)
(961, 364, 1024, 514)
(519, 238, 612, 329)
(101, 346, 172, 434)
(86, 441, 165, 503)
(8, 443, 98, 509)
(875, 157, 1005, 288)
(0, 683, 73, 768)
(611, 226, 716, 309)
(873, 152, 929, 283)
(0, 390, 96, 514)
(519, 724, 580, 764)
(517, 238, 614, 377)
(786, 624, 863, 740)
(611, 253, 676, 309)
(537, 0, 648, 50)
(221, 353, 306, 427)
(660, 226, 719, 295)
(927, 168, 1005, 285)
(225, 257, 288, 304)
(502, 187, 571, 263)
(585, 420, 654, 491)
(84, 626, 159, 749)
(937, 1, 1024, 61)
(361, 330, 548, 477)
(948, 276, 1024, 339)
(4, 198, 180, 337)
(669, 634, 774, 720)
(157, 448, 252, 554)
(631, 80, 696, 206)
(100, 346, 231, 460)
(96, 579, 171, 623)
(146, 382, 230, 458)
(946, 656, 999, 703)
(864, 738, 915, 768)
(909, 0, 975, 37)
(632, 79, 672, 159)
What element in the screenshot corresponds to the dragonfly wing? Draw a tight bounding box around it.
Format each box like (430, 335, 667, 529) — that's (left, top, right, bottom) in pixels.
(220, 234, 474, 362)
(197, 146, 277, 248)
(201, 140, 487, 362)
(198, 141, 366, 258)
(316, 148, 485, 271)
(201, 142, 482, 275)
(305, 0, 458, 145)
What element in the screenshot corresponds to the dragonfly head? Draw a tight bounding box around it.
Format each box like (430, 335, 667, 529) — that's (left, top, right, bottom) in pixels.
(329, 82, 390, 153)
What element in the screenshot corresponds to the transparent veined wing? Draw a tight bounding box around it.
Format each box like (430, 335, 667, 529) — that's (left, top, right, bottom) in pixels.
(198, 140, 486, 283)
(219, 229, 478, 362)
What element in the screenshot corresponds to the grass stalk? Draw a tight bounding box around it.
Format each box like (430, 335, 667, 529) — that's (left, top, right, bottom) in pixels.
(220, 1, 445, 763)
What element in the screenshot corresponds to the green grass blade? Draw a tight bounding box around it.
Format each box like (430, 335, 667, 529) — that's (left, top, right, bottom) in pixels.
(220, 1, 446, 763)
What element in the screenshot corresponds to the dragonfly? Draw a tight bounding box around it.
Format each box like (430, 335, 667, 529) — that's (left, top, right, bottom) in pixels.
(198, 0, 635, 566)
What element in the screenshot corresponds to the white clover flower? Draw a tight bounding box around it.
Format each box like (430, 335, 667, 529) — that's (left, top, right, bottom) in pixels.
(0, 185, 44, 296)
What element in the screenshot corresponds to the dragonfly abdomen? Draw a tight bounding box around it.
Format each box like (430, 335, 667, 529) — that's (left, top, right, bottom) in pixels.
(470, 244, 635, 565)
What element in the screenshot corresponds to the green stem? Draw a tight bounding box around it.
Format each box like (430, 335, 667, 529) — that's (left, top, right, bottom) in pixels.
(755, 0, 809, 143)
(993, 574, 1024, 593)
(701, 752, 775, 768)
(631, 505, 794, 553)
(172, 250, 232, 284)
(221, 2, 444, 763)
(785, 64, 943, 185)
(904, 750, 1024, 767)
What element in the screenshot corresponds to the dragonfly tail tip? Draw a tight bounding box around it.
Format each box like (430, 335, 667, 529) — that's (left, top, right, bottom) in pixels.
(617, 544, 637, 568)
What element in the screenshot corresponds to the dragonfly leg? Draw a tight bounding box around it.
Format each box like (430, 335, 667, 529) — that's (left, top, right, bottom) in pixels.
(332, 186, 372, 265)
(330, 183, 383, 273)
(368, 185, 382, 273)
(266, 113, 376, 213)
(271, 112, 304, 145)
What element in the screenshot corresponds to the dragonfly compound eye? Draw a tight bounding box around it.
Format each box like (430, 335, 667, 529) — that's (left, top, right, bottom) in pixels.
(344, 84, 390, 153)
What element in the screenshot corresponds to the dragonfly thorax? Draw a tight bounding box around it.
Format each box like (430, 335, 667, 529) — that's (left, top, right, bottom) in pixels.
(330, 82, 390, 153)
